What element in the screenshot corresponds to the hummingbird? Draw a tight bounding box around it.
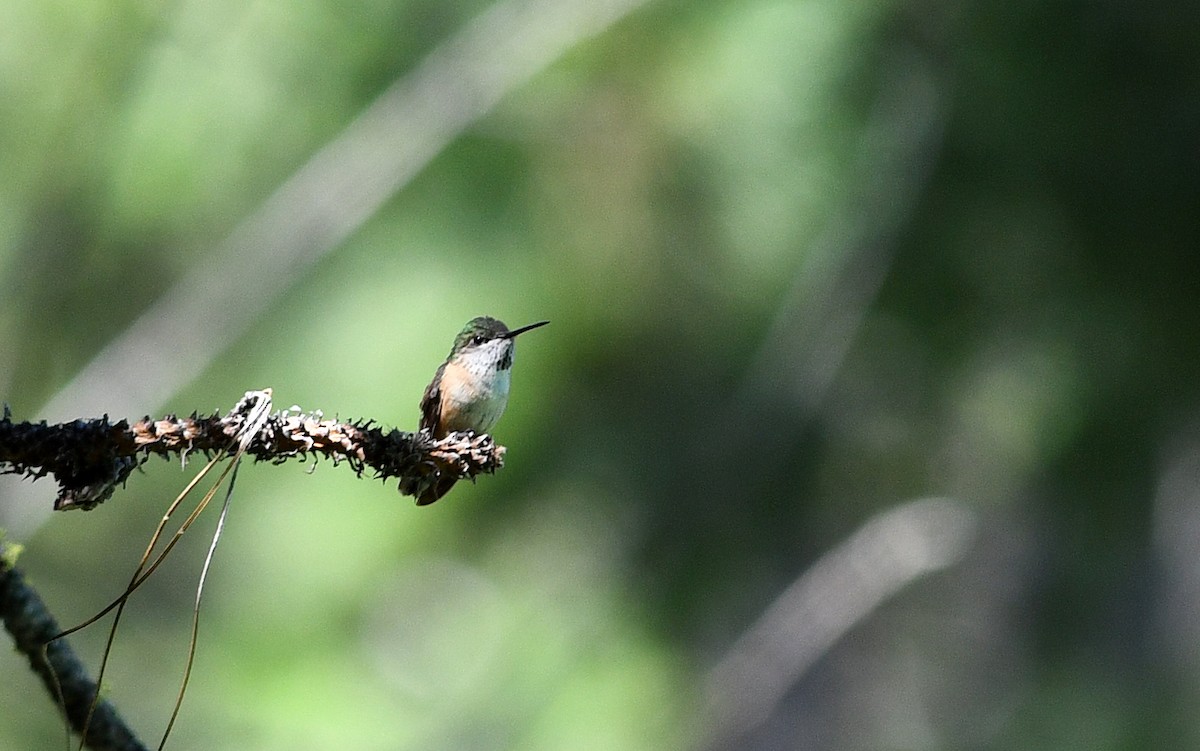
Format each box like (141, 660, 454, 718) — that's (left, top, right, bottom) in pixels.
(415, 316, 549, 505)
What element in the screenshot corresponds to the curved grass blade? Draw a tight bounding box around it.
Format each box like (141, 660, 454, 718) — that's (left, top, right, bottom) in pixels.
(158, 457, 242, 749)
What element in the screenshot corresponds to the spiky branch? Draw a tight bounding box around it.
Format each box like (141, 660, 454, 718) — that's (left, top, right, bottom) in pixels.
(0, 389, 506, 511)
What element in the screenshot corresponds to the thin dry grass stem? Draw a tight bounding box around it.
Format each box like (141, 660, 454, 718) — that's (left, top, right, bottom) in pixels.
(68, 391, 271, 750)
(159, 458, 243, 750)
(49, 451, 230, 644)
(71, 453, 238, 751)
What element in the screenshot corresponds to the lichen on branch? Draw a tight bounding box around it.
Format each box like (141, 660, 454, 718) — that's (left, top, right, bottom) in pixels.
(0, 390, 506, 510)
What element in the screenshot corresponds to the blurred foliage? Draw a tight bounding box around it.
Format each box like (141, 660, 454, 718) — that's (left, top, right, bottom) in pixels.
(2, 0, 1200, 749)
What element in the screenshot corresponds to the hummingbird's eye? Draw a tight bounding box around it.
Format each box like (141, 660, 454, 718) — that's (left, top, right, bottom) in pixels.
(471, 335, 486, 345)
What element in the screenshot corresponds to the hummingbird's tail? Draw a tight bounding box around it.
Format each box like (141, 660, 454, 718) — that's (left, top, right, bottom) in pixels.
(414, 476, 457, 506)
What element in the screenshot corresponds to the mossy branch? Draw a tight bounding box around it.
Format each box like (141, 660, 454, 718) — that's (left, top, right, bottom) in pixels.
(0, 389, 506, 511)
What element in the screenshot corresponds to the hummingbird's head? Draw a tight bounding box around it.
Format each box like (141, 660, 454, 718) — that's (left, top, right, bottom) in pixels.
(450, 317, 549, 370)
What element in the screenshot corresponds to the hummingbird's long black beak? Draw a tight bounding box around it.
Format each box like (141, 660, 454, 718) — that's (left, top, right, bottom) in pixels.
(504, 320, 550, 338)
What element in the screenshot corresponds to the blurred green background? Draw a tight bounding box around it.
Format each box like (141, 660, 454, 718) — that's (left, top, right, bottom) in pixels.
(3, 0, 1200, 748)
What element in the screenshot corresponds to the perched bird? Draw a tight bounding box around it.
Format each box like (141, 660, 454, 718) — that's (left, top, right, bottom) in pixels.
(416, 316, 549, 505)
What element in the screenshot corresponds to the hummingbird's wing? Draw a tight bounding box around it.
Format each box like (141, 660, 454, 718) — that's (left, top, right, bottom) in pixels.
(418, 360, 446, 435)
(416, 360, 456, 504)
